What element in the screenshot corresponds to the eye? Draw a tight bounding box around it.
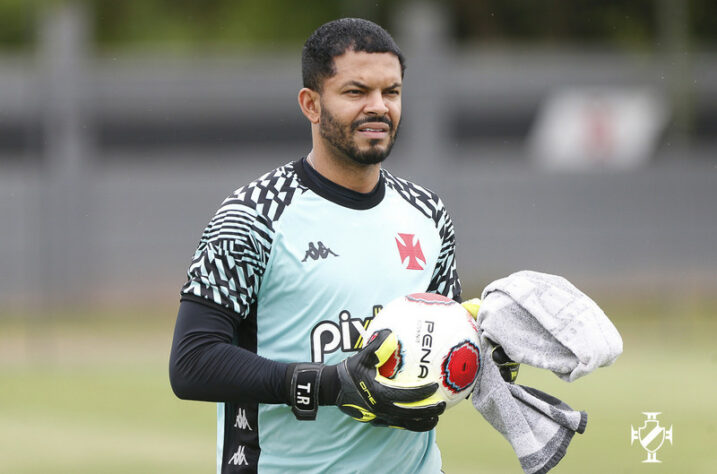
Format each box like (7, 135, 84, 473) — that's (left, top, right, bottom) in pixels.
(344, 89, 363, 96)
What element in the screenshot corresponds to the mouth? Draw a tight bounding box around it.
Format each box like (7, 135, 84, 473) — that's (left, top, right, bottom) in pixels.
(355, 122, 391, 139)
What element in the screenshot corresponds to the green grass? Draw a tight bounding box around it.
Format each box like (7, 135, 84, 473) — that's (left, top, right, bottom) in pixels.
(1, 301, 716, 473)
(0, 311, 215, 473)
(0, 367, 215, 473)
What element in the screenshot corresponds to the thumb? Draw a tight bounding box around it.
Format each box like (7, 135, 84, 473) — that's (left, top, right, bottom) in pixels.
(364, 329, 399, 367)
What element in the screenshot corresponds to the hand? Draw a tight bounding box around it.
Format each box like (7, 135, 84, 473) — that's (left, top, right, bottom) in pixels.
(334, 329, 446, 431)
(461, 298, 520, 383)
(287, 329, 446, 431)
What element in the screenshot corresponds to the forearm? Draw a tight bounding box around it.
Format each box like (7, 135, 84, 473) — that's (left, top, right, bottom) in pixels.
(169, 299, 289, 404)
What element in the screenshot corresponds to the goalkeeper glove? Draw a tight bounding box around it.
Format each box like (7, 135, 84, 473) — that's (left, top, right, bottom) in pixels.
(489, 341, 520, 383)
(461, 297, 520, 383)
(287, 329, 446, 432)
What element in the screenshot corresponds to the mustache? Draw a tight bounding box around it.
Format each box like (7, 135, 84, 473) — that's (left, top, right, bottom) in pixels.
(351, 116, 394, 132)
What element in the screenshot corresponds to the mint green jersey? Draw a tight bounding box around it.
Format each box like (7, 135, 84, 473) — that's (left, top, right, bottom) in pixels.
(182, 159, 461, 473)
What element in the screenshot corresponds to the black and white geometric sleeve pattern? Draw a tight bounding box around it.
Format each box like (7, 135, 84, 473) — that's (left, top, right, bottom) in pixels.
(427, 200, 462, 302)
(181, 162, 307, 318)
(383, 171, 462, 302)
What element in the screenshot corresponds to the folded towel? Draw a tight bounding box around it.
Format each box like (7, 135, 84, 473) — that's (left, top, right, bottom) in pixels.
(471, 270, 622, 473)
(479, 270, 623, 381)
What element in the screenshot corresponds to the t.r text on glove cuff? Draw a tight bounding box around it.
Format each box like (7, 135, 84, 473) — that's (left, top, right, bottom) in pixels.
(289, 363, 324, 420)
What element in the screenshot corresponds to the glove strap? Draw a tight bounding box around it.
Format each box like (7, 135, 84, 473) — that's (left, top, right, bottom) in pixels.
(289, 363, 324, 421)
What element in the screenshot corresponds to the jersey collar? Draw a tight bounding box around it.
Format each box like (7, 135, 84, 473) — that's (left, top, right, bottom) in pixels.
(294, 157, 386, 210)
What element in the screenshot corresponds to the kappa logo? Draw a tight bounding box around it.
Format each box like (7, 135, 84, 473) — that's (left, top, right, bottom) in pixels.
(228, 445, 249, 466)
(396, 233, 425, 270)
(302, 241, 339, 262)
(630, 412, 673, 463)
(234, 408, 252, 431)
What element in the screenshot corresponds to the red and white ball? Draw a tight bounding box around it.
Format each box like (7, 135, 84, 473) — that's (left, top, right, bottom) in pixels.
(366, 292, 481, 409)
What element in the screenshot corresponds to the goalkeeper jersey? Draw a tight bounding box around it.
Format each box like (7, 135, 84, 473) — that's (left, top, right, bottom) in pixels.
(181, 158, 461, 473)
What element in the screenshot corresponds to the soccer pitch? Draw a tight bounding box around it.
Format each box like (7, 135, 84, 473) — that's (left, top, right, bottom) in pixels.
(1, 299, 715, 473)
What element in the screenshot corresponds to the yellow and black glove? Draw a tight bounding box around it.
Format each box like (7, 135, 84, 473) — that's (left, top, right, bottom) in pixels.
(461, 298, 520, 384)
(287, 329, 446, 432)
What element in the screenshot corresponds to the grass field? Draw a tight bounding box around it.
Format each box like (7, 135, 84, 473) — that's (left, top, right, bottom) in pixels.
(1, 298, 716, 473)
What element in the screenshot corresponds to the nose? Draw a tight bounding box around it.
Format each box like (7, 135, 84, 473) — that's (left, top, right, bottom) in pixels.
(364, 90, 389, 115)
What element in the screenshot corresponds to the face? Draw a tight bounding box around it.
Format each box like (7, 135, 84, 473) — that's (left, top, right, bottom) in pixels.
(318, 50, 402, 165)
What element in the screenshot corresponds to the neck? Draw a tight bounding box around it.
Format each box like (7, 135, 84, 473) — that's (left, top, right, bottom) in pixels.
(307, 144, 381, 194)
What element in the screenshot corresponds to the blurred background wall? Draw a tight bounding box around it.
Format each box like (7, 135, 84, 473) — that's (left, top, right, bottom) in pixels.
(1, 0, 715, 315)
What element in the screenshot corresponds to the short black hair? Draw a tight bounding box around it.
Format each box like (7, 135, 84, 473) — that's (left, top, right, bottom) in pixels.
(302, 18, 405, 91)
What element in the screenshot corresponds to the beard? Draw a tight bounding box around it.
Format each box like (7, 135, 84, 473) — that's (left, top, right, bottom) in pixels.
(319, 104, 400, 166)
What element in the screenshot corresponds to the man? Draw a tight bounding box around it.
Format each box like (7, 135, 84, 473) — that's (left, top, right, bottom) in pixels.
(169, 18, 461, 473)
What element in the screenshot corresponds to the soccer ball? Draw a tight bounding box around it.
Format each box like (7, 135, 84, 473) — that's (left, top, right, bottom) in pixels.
(365, 292, 481, 409)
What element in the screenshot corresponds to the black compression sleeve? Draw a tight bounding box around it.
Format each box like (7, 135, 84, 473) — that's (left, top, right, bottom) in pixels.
(169, 299, 289, 404)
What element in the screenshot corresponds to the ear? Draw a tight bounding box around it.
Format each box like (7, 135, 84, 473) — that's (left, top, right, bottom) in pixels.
(298, 88, 321, 124)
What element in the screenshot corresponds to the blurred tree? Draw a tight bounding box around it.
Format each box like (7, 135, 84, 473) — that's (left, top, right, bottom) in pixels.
(449, 0, 658, 49)
(0, 0, 36, 50)
(690, 0, 717, 47)
(449, 0, 715, 49)
(92, 0, 345, 50)
(0, 0, 715, 51)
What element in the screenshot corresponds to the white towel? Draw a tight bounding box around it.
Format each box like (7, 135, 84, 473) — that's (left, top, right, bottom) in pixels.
(471, 270, 622, 473)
